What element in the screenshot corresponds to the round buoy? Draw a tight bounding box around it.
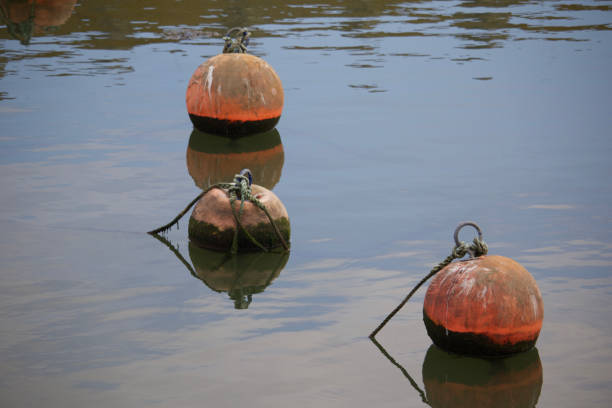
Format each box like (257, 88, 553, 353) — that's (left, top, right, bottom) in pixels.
(186, 128, 284, 190)
(423, 253, 544, 356)
(188, 178, 290, 252)
(186, 28, 283, 137)
(422, 345, 542, 407)
(188, 242, 289, 309)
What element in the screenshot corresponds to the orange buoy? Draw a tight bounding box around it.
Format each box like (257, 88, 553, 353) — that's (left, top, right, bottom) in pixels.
(422, 345, 543, 407)
(186, 128, 284, 190)
(423, 225, 544, 356)
(188, 171, 290, 252)
(188, 242, 289, 309)
(186, 27, 284, 137)
(369, 222, 544, 356)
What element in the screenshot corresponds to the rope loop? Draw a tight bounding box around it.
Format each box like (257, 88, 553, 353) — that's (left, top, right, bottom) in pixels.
(453, 221, 488, 259)
(223, 27, 251, 53)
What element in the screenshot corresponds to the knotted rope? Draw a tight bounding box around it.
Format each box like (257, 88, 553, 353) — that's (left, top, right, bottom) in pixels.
(227, 171, 289, 253)
(148, 169, 289, 254)
(369, 222, 488, 338)
(223, 27, 250, 53)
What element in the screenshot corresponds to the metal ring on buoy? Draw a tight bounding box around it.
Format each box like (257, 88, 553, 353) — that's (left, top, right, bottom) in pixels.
(453, 221, 483, 247)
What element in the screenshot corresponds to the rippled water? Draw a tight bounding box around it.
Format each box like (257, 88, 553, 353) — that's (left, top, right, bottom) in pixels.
(1, 1, 611, 407)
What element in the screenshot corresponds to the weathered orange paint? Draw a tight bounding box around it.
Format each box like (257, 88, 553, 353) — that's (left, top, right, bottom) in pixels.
(423, 255, 544, 355)
(186, 53, 283, 127)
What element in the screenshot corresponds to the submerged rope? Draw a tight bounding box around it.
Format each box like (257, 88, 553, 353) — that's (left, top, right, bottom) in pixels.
(370, 337, 430, 406)
(369, 222, 488, 339)
(147, 169, 289, 254)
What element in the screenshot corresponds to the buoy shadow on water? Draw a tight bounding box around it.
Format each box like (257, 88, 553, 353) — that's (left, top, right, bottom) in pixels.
(149, 234, 288, 309)
(188, 241, 289, 309)
(422, 345, 543, 408)
(186, 128, 284, 190)
(369, 338, 542, 408)
(0, 0, 78, 44)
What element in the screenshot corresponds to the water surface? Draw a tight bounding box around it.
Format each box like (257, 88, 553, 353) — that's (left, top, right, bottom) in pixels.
(1, 1, 611, 407)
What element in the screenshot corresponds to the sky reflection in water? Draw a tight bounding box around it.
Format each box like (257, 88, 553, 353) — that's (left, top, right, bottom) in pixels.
(1, 0, 611, 407)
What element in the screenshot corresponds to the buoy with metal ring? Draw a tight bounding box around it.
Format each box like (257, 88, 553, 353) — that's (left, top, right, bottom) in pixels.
(370, 222, 544, 357)
(186, 27, 284, 137)
(423, 223, 544, 356)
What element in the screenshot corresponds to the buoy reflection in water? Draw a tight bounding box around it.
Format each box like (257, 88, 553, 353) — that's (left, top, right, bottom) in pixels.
(188, 241, 288, 309)
(422, 345, 543, 408)
(0, 0, 77, 44)
(186, 128, 284, 190)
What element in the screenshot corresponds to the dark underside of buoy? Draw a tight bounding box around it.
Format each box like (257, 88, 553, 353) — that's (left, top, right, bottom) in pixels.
(423, 313, 537, 356)
(189, 114, 280, 137)
(188, 217, 290, 252)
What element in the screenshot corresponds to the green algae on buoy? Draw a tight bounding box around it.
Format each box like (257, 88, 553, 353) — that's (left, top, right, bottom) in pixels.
(188, 170, 290, 252)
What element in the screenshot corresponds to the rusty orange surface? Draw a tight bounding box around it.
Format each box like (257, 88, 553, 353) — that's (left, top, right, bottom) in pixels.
(423, 255, 544, 346)
(186, 53, 284, 122)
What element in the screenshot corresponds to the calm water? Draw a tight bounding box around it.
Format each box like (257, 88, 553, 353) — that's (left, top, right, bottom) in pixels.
(1, 1, 611, 407)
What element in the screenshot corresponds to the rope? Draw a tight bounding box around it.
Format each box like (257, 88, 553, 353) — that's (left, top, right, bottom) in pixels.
(370, 337, 430, 406)
(226, 171, 289, 254)
(147, 183, 230, 235)
(223, 27, 250, 53)
(147, 169, 289, 254)
(369, 222, 488, 339)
